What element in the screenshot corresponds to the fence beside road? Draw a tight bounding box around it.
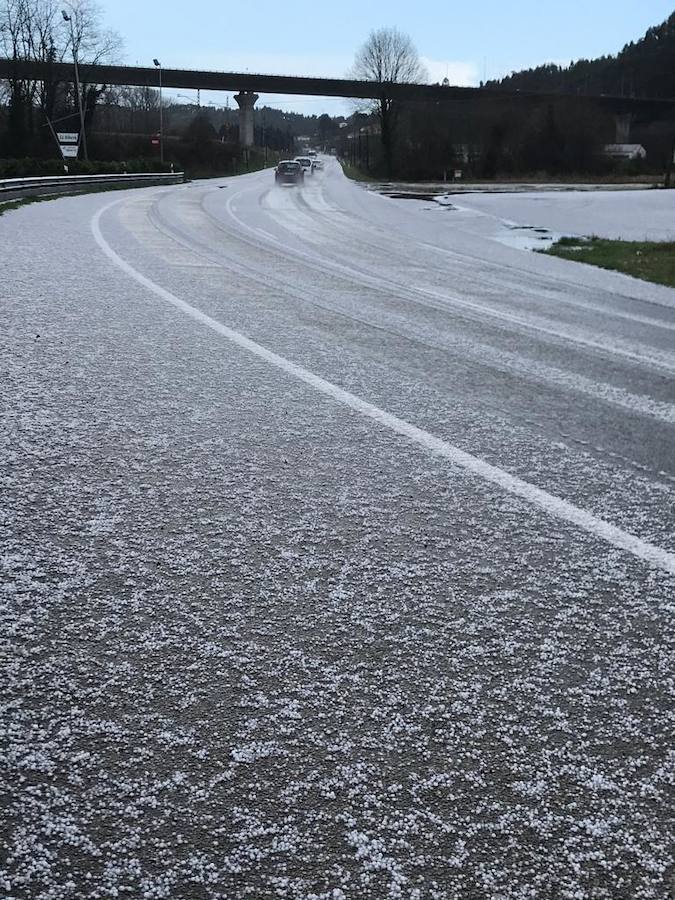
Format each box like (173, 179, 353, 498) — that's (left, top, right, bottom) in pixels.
(0, 171, 185, 203)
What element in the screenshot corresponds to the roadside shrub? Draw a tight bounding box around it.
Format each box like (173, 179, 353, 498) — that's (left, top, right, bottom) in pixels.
(0, 157, 175, 178)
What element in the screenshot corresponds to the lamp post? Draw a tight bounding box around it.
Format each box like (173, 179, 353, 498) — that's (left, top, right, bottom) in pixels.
(153, 58, 163, 164)
(61, 8, 88, 160)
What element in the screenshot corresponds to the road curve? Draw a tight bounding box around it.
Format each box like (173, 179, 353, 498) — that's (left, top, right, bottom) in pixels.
(1, 162, 674, 899)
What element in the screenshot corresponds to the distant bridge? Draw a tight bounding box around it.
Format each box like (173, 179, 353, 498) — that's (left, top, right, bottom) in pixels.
(2, 58, 674, 147)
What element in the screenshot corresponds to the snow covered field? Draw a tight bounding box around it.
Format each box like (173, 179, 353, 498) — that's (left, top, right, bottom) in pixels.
(432, 187, 675, 245)
(1, 160, 674, 899)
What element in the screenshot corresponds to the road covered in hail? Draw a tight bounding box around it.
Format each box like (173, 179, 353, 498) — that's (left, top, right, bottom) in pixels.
(2, 159, 674, 900)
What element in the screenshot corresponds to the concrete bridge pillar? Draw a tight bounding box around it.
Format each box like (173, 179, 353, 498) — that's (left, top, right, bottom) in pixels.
(614, 113, 633, 144)
(234, 91, 258, 147)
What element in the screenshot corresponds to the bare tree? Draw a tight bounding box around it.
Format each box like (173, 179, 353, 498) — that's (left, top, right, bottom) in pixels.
(0, 0, 54, 149)
(350, 27, 427, 175)
(65, 0, 120, 65)
(58, 0, 122, 135)
(0, 0, 122, 154)
(116, 84, 159, 134)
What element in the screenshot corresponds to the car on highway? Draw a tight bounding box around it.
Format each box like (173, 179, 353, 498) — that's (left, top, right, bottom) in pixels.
(295, 156, 314, 175)
(275, 160, 304, 185)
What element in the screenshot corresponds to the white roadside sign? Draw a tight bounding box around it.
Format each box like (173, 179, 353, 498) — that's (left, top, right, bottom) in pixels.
(57, 132, 79, 144)
(60, 144, 79, 158)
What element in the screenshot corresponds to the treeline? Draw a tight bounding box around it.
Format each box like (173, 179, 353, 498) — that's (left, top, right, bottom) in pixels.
(87, 99, 303, 177)
(0, 0, 325, 176)
(4, 1, 674, 182)
(334, 15, 675, 181)
(486, 13, 675, 99)
(333, 96, 674, 181)
(0, 73, 328, 177)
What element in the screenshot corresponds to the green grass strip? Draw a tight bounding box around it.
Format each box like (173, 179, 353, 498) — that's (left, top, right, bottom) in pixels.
(0, 195, 47, 216)
(544, 236, 675, 288)
(340, 161, 378, 183)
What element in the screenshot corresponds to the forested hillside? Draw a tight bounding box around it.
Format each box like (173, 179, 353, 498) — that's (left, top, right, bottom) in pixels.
(487, 12, 675, 99)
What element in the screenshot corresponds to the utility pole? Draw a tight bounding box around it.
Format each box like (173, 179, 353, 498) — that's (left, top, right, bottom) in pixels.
(61, 9, 88, 161)
(153, 58, 163, 164)
(665, 134, 675, 189)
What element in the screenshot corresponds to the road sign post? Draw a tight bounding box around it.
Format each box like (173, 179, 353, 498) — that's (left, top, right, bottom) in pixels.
(57, 132, 80, 160)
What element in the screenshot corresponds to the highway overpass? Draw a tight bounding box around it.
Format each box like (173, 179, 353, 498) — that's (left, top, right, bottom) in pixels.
(2, 57, 674, 147)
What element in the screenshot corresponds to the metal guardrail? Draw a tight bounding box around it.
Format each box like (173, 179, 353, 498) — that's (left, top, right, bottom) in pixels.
(0, 171, 185, 202)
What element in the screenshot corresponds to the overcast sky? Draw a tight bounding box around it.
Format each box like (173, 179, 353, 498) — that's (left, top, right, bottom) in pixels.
(102, 0, 674, 115)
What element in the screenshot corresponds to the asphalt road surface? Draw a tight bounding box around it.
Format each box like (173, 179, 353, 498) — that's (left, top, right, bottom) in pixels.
(2, 161, 674, 899)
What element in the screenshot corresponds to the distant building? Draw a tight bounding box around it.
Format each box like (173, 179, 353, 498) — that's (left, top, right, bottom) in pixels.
(604, 143, 647, 160)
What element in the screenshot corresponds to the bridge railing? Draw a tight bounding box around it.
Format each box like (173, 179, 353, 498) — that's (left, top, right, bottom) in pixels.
(0, 171, 185, 202)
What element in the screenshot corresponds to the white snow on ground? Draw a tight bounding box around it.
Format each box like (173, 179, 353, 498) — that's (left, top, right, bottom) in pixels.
(436, 187, 675, 244)
(1, 161, 674, 899)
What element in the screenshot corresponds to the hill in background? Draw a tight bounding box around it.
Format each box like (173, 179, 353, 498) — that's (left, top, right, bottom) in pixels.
(486, 13, 675, 99)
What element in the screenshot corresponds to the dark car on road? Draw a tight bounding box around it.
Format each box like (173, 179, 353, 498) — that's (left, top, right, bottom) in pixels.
(275, 160, 304, 185)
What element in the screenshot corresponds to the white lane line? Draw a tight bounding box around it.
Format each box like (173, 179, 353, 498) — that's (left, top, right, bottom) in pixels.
(92, 199, 675, 577)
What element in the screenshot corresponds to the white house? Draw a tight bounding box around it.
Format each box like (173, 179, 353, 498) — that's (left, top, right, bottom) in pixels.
(604, 143, 647, 160)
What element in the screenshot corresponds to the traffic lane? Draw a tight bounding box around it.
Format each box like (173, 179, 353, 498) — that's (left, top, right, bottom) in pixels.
(230, 167, 675, 361)
(319, 159, 675, 311)
(201, 173, 675, 404)
(194, 180, 675, 421)
(4, 180, 673, 573)
(99, 186, 675, 545)
(3, 216, 674, 897)
(268, 169, 675, 328)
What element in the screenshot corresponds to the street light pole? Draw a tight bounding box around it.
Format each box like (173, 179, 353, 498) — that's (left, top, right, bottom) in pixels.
(153, 58, 163, 164)
(61, 9, 88, 161)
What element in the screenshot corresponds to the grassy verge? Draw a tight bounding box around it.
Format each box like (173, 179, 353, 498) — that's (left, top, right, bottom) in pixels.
(0, 195, 46, 216)
(543, 236, 675, 288)
(0, 157, 176, 178)
(340, 161, 378, 183)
